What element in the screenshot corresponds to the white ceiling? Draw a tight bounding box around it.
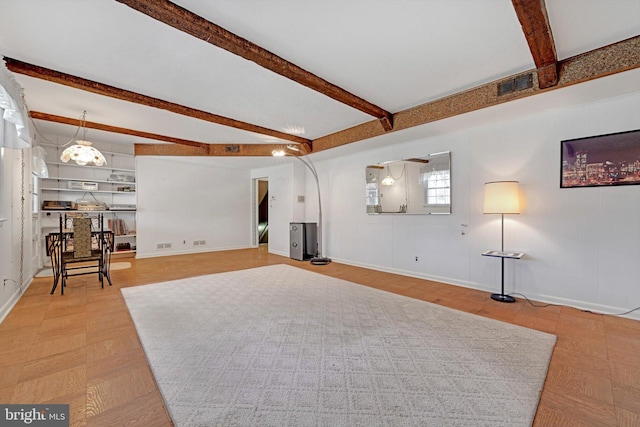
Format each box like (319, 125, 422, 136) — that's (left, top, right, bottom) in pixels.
(0, 0, 639, 151)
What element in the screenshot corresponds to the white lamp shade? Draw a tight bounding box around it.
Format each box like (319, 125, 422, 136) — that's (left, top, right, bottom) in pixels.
(381, 175, 395, 186)
(483, 181, 520, 214)
(60, 140, 107, 166)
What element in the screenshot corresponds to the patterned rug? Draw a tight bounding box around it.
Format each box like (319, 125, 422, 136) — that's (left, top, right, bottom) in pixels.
(122, 264, 556, 426)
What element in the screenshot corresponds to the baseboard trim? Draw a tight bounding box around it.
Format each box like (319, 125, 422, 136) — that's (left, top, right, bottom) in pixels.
(330, 256, 640, 321)
(0, 277, 34, 324)
(136, 245, 253, 259)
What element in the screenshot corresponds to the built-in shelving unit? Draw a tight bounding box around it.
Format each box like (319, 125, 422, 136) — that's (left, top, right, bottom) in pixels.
(39, 142, 137, 259)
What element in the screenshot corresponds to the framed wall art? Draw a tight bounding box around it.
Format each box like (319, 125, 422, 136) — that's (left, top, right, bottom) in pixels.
(561, 129, 640, 188)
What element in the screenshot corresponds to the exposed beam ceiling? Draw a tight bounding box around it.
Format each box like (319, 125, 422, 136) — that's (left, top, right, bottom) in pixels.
(10, 34, 639, 157)
(29, 111, 208, 149)
(115, 0, 394, 131)
(4, 57, 311, 145)
(2, 1, 638, 159)
(134, 143, 288, 157)
(17, 35, 640, 157)
(31, 110, 288, 157)
(313, 36, 640, 153)
(511, 0, 559, 88)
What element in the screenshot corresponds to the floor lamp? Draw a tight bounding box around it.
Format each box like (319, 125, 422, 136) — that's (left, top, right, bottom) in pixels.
(273, 146, 331, 265)
(483, 181, 520, 303)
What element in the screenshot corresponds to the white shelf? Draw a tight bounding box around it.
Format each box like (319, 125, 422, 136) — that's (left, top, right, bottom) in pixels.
(47, 162, 135, 174)
(40, 143, 137, 259)
(43, 177, 136, 185)
(481, 250, 524, 259)
(41, 188, 136, 195)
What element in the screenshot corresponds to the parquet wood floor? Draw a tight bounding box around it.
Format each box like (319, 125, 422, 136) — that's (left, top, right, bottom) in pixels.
(1, 247, 638, 426)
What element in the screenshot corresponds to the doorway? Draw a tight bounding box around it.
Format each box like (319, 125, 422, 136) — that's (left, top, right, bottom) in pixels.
(253, 178, 269, 247)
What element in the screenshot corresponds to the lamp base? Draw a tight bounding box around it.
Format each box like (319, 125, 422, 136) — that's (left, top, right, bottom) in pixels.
(310, 257, 331, 265)
(491, 293, 516, 303)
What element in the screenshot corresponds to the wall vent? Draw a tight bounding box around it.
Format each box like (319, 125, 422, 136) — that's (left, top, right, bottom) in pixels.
(225, 145, 240, 153)
(193, 240, 206, 246)
(156, 243, 172, 249)
(498, 73, 533, 96)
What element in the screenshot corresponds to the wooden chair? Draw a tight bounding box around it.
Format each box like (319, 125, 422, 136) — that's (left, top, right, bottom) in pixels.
(57, 213, 109, 295)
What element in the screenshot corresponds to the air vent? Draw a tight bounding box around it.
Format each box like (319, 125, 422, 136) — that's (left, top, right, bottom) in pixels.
(498, 73, 533, 96)
(225, 145, 240, 153)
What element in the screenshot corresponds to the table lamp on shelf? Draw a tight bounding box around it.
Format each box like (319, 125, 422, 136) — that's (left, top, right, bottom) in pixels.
(483, 181, 520, 303)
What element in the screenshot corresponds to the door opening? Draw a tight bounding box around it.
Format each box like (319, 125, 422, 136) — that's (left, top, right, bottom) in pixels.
(253, 178, 269, 247)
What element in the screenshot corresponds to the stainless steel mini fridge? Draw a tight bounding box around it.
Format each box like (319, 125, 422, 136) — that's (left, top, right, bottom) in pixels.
(289, 222, 317, 261)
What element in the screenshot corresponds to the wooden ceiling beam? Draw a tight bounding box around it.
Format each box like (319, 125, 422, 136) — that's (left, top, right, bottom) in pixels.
(30, 111, 208, 148)
(313, 35, 640, 152)
(5, 57, 310, 145)
(115, 0, 394, 131)
(32, 111, 294, 157)
(135, 143, 287, 157)
(511, 0, 559, 88)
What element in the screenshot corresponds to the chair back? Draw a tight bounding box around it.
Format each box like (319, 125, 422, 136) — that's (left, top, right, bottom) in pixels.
(72, 217, 93, 258)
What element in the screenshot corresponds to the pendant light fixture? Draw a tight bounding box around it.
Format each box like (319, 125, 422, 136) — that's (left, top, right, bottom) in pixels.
(60, 111, 107, 166)
(381, 165, 395, 186)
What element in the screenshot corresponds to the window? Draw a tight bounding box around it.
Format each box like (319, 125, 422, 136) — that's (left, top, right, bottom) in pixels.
(421, 167, 450, 206)
(31, 173, 39, 214)
(365, 182, 379, 206)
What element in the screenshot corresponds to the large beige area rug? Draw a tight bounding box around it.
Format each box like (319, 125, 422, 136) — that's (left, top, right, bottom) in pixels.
(122, 264, 556, 427)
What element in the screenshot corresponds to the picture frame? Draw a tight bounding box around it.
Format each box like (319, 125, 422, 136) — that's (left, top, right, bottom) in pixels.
(560, 129, 640, 188)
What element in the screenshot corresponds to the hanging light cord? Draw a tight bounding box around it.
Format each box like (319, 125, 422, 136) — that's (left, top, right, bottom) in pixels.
(22, 93, 83, 147)
(388, 163, 406, 180)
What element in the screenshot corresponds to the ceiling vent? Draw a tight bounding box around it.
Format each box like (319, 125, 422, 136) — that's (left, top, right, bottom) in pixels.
(225, 145, 240, 153)
(498, 73, 533, 96)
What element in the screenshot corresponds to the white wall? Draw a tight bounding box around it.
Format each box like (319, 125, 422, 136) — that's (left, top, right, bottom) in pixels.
(136, 156, 252, 258)
(110, 87, 640, 320)
(300, 92, 640, 319)
(251, 161, 307, 257)
(0, 147, 34, 322)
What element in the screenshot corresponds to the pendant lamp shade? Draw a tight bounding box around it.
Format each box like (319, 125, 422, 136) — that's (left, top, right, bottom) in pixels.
(61, 140, 107, 166)
(59, 111, 107, 167)
(381, 175, 395, 186)
(381, 165, 395, 186)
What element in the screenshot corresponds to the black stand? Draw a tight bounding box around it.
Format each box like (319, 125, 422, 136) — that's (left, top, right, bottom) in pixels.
(310, 256, 331, 265)
(491, 254, 516, 303)
(483, 213, 523, 303)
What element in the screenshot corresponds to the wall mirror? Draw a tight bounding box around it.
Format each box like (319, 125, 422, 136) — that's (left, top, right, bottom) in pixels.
(366, 151, 451, 215)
